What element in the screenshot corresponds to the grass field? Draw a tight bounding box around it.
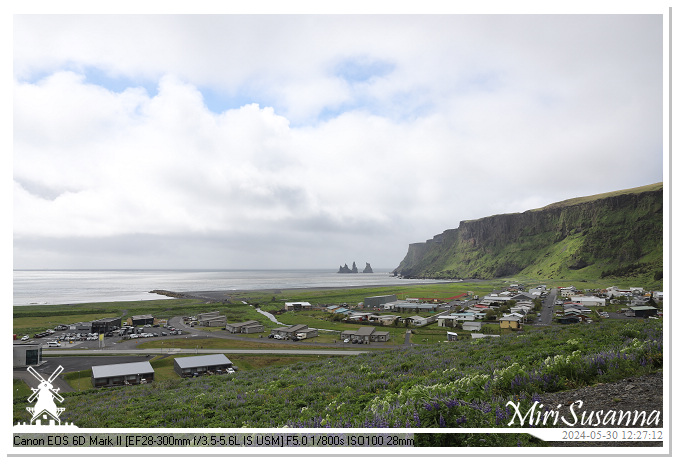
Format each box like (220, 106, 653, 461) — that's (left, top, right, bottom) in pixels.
(50, 353, 329, 395)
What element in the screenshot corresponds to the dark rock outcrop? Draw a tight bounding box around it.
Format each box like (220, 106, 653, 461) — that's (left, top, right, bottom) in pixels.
(338, 261, 362, 273)
(362, 263, 373, 273)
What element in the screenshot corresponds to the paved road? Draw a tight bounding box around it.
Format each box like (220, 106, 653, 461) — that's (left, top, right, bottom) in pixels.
(534, 287, 557, 327)
(42, 348, 368, 356)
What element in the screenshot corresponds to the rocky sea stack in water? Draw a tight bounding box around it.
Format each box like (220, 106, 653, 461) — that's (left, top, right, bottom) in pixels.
(338, 261, 373, 273)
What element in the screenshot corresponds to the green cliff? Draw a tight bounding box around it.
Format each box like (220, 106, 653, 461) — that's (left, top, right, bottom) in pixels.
(394, 183, 663, 285)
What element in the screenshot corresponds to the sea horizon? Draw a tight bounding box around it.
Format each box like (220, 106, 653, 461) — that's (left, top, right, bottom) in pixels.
(13, 268, 439, 306)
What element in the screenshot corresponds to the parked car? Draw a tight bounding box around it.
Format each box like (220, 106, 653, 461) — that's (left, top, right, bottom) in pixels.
(226, 368, 235, 374)
(343, 338, 350, 343)
(21, 335, 29, 341)
(46, 341, 61, 347)
(161, 332, 167, 336)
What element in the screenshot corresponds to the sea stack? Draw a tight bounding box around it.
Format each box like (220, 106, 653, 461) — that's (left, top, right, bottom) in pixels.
(362, 263, 373, 273)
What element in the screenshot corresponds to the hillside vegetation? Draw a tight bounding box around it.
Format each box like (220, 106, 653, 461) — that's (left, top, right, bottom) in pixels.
(394, 183, 663, 287)
(18, 318, 661, 445)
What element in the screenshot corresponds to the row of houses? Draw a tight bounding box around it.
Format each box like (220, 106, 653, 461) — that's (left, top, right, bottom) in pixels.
(340, 326, 390, 343)
(271, 324, 318, 340)
(91, 354, 235, 387)
(197, 311, 227, 327)
(224, 320, 265, 333)
(560, 286, 663, 305)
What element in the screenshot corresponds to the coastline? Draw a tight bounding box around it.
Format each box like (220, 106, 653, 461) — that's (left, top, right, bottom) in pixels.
(155, 279, 473, 302)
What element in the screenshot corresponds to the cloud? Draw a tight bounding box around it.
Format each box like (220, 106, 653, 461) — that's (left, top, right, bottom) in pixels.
(12, 14, 664, 269)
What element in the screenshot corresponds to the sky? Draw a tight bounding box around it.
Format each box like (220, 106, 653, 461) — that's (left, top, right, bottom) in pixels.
(11, 9, 666, 270)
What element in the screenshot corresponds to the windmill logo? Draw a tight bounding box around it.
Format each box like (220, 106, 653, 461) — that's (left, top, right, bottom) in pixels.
(24, 365, 66, 426)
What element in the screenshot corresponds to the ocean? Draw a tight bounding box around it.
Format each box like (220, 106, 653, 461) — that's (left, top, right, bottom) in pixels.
(13, 269, 442, 306)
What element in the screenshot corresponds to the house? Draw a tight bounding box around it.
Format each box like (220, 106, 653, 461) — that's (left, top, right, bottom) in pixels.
(570, 296, 606, 307)
(560, 287, 577, 298)
(512, 293, 535, 302)
(340, 326, 390, 343)
(347, 312, 373, 322)
(482, 295, 513, 304)
(462, 321, 482, 332)
(368, 314, 400, 325)
(606, 287, 634, 298)
(394, 302, 440, 312)
(271, 324, 318, 340)
(224, 320, 265, 333)
(197, 311, 221, 321)
(437, 315, 459, 328)
(173, 354, 233, 377)
(91, 361, 154, 387)
(499, 315, 522, 329)
(406, 315, 428, 327)
(364, 295, 397, 308)
(556, 316, 580, 325)
(200, 315, 228, 327)
(284, 302, 312, 311)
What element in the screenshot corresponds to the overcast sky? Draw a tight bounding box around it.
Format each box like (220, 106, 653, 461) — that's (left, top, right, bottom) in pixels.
(12, 12, 665, 270)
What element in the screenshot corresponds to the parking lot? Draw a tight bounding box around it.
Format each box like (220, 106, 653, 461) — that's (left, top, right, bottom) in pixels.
(15, 323, 186, 350)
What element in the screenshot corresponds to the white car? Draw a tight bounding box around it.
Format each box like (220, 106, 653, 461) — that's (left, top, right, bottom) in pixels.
(46, 341, 61, 347)
(21, 335, 30, 341)
(226, 368, 235, 374)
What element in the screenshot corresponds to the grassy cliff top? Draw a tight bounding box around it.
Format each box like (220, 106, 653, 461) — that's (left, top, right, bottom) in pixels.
(529, 182, 663, 212)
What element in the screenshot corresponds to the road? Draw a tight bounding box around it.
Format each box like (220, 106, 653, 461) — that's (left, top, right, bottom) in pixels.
(535, 287, 557, 326)
(42, 348, 368, 356)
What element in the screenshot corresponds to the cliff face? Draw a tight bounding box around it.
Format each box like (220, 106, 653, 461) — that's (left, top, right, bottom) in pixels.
(394, 183, 663, 283)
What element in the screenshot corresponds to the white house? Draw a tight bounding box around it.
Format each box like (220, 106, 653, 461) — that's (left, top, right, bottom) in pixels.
(560, 287, 576, 298)
(570, 296, 606, 307)
(462, 321, 482, 331)
(437, 315, 459, 327)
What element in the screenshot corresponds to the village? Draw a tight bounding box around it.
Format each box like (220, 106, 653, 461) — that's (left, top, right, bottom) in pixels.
(13, 282, 663, 393)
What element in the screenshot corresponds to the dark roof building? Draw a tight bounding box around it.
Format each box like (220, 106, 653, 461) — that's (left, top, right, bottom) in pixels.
(91, 317, 122, 333)
(364, 294, 398, 308)
(131, 315, 154, 326)
(625, 306, 658, 318)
